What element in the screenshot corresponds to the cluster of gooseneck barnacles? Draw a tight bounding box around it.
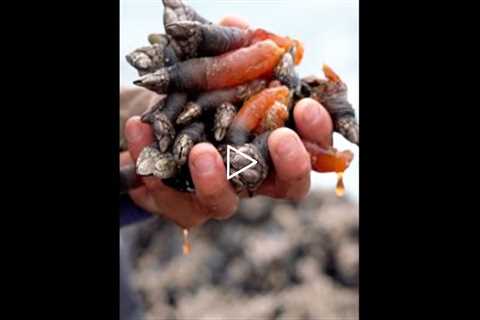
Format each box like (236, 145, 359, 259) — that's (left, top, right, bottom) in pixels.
(121, 0, 359, 197)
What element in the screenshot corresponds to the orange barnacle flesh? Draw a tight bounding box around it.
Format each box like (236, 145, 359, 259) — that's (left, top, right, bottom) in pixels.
(303, 140, 353, 173)
(251, 29, 304, 65)
(206, 40, 285, 90)
(254, 101, 289, 134)
(323, 64, 342, 83)
(234, 86, 290, 132)
(292, 39, 304, 65)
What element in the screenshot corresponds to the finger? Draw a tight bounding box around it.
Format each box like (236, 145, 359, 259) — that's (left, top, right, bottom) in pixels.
(120, 151, 133, 166)
(268, 128, 311, 201)
(129, 179, 210, 229)
(251, 172, 277, 198)
(189, 143, 239, 220)
(146, 177, 210, 228)
(124, 116, 154, 160)
(129, 186, 158, 214)
(293, 98, 334, 147)
(219, 16, 250, 29)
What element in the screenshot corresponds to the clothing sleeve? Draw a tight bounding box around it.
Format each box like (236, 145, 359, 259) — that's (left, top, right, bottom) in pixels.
(119, 195, 153, 227)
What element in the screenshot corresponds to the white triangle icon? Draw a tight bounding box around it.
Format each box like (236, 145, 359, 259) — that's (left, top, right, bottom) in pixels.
(226, 145, 258, 180)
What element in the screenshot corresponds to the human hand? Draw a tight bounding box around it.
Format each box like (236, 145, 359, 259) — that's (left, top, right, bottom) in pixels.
(122, 17, 333, 229)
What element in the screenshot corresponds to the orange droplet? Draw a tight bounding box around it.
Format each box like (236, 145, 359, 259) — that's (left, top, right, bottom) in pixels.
(336, 172, 345, 197)
(182, 228, 191, 256)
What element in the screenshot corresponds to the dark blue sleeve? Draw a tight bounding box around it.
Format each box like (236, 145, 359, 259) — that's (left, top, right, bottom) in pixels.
(120, 195, 152, 227)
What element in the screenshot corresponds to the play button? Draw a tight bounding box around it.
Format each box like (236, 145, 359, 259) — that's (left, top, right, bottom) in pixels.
(226, 145, 258, 180)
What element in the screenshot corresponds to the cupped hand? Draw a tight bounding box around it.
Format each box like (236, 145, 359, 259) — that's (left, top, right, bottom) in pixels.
(121, 16, 333, 229)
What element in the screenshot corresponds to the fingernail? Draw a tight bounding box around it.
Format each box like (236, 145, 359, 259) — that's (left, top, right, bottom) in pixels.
(302, 102, 322, 127)
(193, 152, 217, 175)
(125, 121, 143, 143)
(274, 133, 302, 161)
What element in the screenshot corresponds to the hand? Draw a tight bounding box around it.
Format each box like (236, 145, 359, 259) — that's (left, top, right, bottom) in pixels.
(121, 16, 333, 229)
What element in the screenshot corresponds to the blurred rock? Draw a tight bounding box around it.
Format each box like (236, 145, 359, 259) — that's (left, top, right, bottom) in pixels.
(126, 189, 359, 319)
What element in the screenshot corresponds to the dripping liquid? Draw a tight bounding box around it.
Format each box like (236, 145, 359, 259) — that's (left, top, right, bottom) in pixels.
(182, 228, 191, 256)
(336, 172, 345, 197)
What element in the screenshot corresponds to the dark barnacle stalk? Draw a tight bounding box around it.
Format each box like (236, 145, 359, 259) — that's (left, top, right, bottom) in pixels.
(162, 0, 211, 28)
(166, 21, 253, 59)
(126, 42, 167, 75)
(140, 95, 167, 122)
(141, 92, 188, 152)
(165, 20, 304, 64)
(176, 79, 267, 126)
(126, 35, 183, 75)
(299, 65, 359, 145)
(172, 122, 206, 166)
(274, 48, 301, 96)
(133, 40, 284, 94)
(127, 0, 214, 78)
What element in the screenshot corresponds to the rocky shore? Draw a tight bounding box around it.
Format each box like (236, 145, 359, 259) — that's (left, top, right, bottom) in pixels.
(121, 190, 359, 320)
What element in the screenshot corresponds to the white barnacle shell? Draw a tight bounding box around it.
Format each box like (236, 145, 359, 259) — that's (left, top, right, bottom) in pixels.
(136, 146, 162, 176)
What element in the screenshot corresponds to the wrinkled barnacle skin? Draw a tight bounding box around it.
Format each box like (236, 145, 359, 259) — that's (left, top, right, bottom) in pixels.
(140, 96, 167, 123)
(176, 79, 267, 126)
(165, 21, 253, 59)
(134, 40, 284, 94)
(126, 43, 173, 75)
(336, 117, 359, 146)
(165, 19, 304, 64)
(299, 65, 359, 145)
(274, 49, 301, 94)
(162, 0, 211, 28)
(141, 92, 188, 152)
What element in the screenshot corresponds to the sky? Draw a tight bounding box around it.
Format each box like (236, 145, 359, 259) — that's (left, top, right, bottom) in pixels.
(120, 0, 359, 202)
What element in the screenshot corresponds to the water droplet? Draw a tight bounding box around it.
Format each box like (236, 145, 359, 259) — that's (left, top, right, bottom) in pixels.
(336, 172, 345, 197)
